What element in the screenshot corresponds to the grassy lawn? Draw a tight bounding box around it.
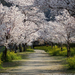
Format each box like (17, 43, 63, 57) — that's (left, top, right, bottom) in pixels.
(0, 48, 34, 72)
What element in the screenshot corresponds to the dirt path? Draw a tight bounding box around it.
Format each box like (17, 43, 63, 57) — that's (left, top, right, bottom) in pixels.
(0, 50, 74, 75)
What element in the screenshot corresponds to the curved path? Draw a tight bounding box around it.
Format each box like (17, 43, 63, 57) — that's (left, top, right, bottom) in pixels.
(0, 50, 72, 75)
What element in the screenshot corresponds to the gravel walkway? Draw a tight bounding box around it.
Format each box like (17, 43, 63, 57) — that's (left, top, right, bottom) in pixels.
(0, 50, 74, 75)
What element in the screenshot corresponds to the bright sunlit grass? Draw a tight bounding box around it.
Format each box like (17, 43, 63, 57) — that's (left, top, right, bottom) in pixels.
(0, 50, 22, 62)
(67, 56, 75, 69)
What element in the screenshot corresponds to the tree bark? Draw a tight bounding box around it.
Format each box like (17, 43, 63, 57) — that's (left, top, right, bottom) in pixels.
(14, 44, 17, 53)
(51, 42, 53, 48)
(19, 44, 22, 52)
(60, 43, 63, 51)
(2, 46, 7, 61)
(67, 33, 71, 57)
(67, 40, 70, 57)
(2, 34, 8, 61)
(23, 44, 25, 51)
(23, 43, 27, 52)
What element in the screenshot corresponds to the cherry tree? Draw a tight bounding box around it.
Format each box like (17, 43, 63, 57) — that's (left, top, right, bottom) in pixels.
(55, 9, 75, 57)
(0, 0, 75, 58)
(0, 4, 12, 61)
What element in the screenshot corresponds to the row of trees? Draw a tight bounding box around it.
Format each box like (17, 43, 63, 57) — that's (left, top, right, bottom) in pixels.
(0, 1, 46, 61)
(0, 0, 75, 58)
(39, 9, 75, 57)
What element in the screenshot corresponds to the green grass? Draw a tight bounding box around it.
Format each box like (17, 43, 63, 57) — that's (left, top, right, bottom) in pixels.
(49, 46, 67, 56)
(71, 48, 75, 56)
(0, 47, 34, 69)
(34, 46, 67, 56)
(34, 46, 75, 56)
(34, 46, 52, 52)
(0, 50, 22, 62)
(67, 56, 75, 69)
(26, 48, 34, 52)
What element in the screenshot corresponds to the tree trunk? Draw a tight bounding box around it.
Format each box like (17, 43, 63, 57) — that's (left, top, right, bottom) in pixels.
(14, 44, 17, 53)
(19, 44, 22, 52)
(2, 34, 8, 61)
(67, 41, 70, 57)
(23, 43, 27, 52)
(51, 42, 53, 48)
(31, 45, 33, 49)
(2, 46, 7, 61)
(23, 44, 25, 51)
(15, 48, 17, 53)
(67, 33, 71, 57)
(4, 46, 7, 61)
(61, 43, 63, 51)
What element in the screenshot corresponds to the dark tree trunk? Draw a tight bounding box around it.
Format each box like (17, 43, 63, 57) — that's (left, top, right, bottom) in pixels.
(2, 46, 7, 61)
(14, 44, 17, 53)
(2, 33, 8, 61)
(19, 44, 22, 52)
(2, 33, 10, 61)
(51, 42, 53, 48)
(15, 49, 17, 53)
(8, 44, 11, 52)
(23, 44, 25, 51)
(23, 43, 27, 52)
(60, 43, 63, 51)
(5, 47, 7, 58)
(61, 46, 63, 51)
(67, 33, 71, 57)
(67, 40, 70, 57)
(31, 45, 33, 49)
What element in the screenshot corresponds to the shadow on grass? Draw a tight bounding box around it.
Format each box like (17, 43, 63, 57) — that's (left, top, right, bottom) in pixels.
(1, 50, 34, 69)
(2, 61, 22, 68)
